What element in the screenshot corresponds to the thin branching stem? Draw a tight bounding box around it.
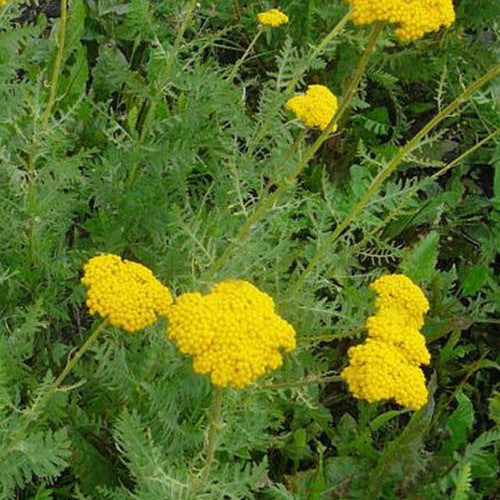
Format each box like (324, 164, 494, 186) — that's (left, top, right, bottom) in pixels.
(227, 27, 263, 81)
(202, 385, 224, 478)
(350, 128, 500, 254)
(41, 0, 68, 127)
(292, 64, 500, 292)
(0, 319, 108, 464)
(205, 22, 381, 280)
(246, 9, 352, 156)
(127, 0, 198, 187)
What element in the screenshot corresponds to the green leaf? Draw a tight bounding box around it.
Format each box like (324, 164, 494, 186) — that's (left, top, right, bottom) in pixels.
(401, 231, 440, 283)
(441, 391, 475, 457)
(460, 264, 491, 296)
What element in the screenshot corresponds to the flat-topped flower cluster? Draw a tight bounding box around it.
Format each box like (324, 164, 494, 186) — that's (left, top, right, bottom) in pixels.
(166, 280, 296, 388)
(345, 0, 455, 40)
(342, 274, 430, 409)
(81, 255, 296, 387)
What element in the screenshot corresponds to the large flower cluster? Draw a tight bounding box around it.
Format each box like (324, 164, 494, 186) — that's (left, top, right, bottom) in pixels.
(166, 280, 296, 388)
(257, 8, 289, 27)
(345, 0, 455, 41)
(342, 274, 430, 409)
(81, 254, 172, 332)
(286, 85, 339, 132)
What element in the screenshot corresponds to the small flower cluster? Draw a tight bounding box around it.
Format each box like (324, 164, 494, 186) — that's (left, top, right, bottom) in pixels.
(286, 85, 339, 131)
(345, 0, 455, 40)
(257, 8, 289, 27)
(81, 254, 172, 333)
(166, 280, 296, 388)
(341, 274, 430, 409)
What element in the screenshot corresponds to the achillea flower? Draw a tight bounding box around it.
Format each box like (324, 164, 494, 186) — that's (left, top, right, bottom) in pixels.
(342, 274, 430, 409)
(81, 254, 172, 333)
(366, 311, 430, 366)
(166, 280, 296, 389)
(257, 8, 289, 27)
(370, 274, 429, 327)
(345, 0, 455, 41)
(341, 340, 428, 409)
(286, 85, 339, 131)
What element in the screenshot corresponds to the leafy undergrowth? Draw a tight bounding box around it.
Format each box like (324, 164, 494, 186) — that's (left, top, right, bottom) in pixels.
(0, 0, 499, 499)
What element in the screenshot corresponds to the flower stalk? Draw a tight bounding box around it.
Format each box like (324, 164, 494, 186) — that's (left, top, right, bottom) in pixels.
(0, 319, 108, 464)
(202, 386, 224, 478)
(41, 0, 68, 127)
(206, 22, 381, 279)
(292, 63, 500, 292)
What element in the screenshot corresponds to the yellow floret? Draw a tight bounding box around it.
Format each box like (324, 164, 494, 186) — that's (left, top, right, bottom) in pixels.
(341, 340, 428, 409)
(257, 8, 289, 27)
(286, 85, 339, 131)
(366, 310, 430, 366)
(81, 254, 172, 333)
(345, 0, 455, 40)
(166, 280, 296, 389)
(370, 274, 430, 321)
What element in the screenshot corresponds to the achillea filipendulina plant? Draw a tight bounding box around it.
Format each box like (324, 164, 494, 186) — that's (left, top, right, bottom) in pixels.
(166, 280, 296, 388)
(257, 8, 289, 27)
(286, 85, 339, 132)
(342, 274, 430, 409)
(345, 0, 455, 40)
(81, 253, 172, 333)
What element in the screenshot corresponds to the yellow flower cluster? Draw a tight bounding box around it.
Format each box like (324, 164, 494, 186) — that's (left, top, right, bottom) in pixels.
(286, 85, 339, 132)
(345, 0, 456, 40)
(257, 8, 289, 27)
(342, 274, 430, 409)
(166, 280, 296, 388)
(81, 254, 172, 333)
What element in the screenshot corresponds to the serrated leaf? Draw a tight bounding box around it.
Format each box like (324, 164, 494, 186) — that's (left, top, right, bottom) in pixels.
(401, 231, 440, 282)
(461, 264, 491, 296)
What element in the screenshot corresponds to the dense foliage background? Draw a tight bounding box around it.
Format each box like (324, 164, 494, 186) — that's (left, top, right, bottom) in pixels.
(0, 0, 499, 498)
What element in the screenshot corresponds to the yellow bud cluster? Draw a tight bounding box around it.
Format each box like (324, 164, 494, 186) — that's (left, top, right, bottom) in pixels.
(81, 254, 172, 333)
(257, 8, 289, 27)
(286, 85, 339, 131)
(166, 280, 296, 389)
(345, 0, 455, 41)
(342, 274, 430, 409)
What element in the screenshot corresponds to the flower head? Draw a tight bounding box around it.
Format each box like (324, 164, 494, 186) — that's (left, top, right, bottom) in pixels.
(370, 274, 429, 326)
(166, 280, 296, 388)
(341, 274, 430, 409)
(257, 8, 289, 27)
(345, 0, 455, 41)
(341, 340, 428, 409)
(286, 85, 339, 131)
(81, 254, 172, 333)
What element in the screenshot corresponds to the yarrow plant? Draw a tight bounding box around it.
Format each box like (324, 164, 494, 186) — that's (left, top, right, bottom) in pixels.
(341, 275, 430, 409)
(81, 253, 172, 333)
(257, 8, 289, 28)
(286, 84, 339, 132)
(345, 0, 456, 40)
(166, 280, 296, 388)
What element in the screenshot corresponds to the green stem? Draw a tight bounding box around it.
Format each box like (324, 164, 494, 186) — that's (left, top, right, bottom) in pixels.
(227, 28, 263, 81)
(204, 22, 380, 280)
(202, 386, 224, 478)
(205, 129, 307, 279)
(350, 128, 500, 254)
(41, 0, 68, 127)
(247, 9, 352, 156)
(0, 319, 108, 463)
(292, 63, 500, 292)
(127, 0, 197, 187)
